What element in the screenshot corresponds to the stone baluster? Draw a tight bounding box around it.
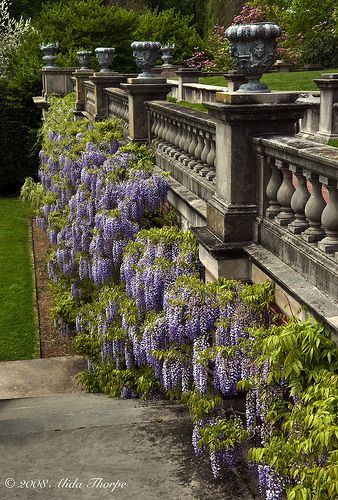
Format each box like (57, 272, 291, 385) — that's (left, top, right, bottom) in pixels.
(163, 118, 175, 155)
(183, 124, 193, 162)
(161, 116, 170, 150)
(205, 136, 216, 181)
(302, 172, 326, 242)
(168, 119, 179, 156)
(171, 118, 181, 155)
(288, 167, 310, 234)
(199, 132, 212, 177)
(318, 178, 338, 253)
(178, 122, 190, 162)
(157, 114, 166, 149)
(172, 121, 184, 159)
(177, 122, 190, 163)
(192, 129, 205, 172)
(187, 127, 199, 169)
(150, 111, 157, 143)
(265, 157, 282, 218)
(153, 112, 161, 144)
(275, 161, 295, 225)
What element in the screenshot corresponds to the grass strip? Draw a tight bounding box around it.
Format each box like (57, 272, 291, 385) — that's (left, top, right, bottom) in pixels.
(199, 68, 338, 91)
(0, 198, 39, 360)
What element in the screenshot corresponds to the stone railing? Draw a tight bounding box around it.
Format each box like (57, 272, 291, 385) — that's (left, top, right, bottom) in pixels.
(252, 135, 338, 299)
(147, 101, 216, 201)
(105, 88, 129, 132)
(168, 80, 227, 104)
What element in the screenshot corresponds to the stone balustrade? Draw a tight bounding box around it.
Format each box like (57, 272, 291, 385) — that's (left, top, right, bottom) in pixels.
(147, 101, 217, 201)
(253, 135, 338, 252)
(252, 135, 338, 299)
(105, 88, 129, 133)
(34, 65, 338, 331)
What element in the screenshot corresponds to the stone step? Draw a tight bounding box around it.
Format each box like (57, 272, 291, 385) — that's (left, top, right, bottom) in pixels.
(0, 356, 86, 399)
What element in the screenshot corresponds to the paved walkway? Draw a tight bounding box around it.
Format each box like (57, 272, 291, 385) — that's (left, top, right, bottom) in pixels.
(0, 356, 86, 399)
(0, 358, 257, 499)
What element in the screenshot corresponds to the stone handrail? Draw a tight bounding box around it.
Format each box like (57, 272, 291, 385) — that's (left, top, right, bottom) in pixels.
(105, 88, 129, 132)
(252, 135, 338, 258)
(147, 101, 217, 201)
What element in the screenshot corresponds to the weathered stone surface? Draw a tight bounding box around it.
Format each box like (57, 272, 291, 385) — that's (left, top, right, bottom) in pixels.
(122, 82, 171, 142)
(0, 394, 255, 499)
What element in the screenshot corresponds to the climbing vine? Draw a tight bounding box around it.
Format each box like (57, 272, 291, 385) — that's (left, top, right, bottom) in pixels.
(26, 95, 338, 500)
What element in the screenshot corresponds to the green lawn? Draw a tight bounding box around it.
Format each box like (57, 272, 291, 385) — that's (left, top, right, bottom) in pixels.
(0, 198, 39, 360)
(199, 68, 338, 91)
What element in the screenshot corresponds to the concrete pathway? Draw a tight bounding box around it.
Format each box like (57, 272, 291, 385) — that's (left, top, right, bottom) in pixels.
(0, 393, 256, 499)
(0, 356, 86, 399)
(0, 357, 256, 499)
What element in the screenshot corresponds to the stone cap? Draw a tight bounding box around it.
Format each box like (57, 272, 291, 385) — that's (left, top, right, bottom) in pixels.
(175, 69, 202, 77)
(320, 73, 338, 79)
(127, 77, 167, 84)
(215, 91, 300, 105)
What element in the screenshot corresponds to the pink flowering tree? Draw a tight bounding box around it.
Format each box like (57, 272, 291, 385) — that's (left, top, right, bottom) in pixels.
(185, 25, 234, 71)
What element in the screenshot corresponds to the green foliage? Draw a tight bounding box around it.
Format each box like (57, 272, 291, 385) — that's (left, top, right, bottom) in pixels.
(135, 8, 203, 64)
(0, 78, 41, 194)
(79, 363, 162, 398)
(33, 0, 139, 70)
(144, 0, 207, 37)
(199, 416, 251, 452)
(167, 96, 208, 113)
(20, 177, 46, 215)
(182, 389, 222, 421)
(249, 0, 338, 67)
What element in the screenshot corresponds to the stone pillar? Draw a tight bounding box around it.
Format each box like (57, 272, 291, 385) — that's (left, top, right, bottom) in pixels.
(175, 69, 201, 101)
(42, 68, 78, 98)
(90, 73, 125, 121)
(203, 92, 308, 243)
(121, 78, 171, 143)
(73, 70, 94, 112)
(314, 73, 338, 143)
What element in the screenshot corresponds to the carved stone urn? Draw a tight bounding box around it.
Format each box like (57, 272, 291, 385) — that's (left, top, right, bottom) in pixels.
(40, 43, 59, 68)
(131, 41, 161, 78)
(161, 44, 175, 66)
(225, 23, 282, 92)
(77, 50, 92, 71)
(95, 47, 115, 73)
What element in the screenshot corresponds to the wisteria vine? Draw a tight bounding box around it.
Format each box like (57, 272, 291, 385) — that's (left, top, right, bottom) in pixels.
(27, 95, 338, 500)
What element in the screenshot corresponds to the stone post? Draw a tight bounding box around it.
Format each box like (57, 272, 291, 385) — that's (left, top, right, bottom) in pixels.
(73, 69, 94, 112)
(42, 67, 77, 98)
(192, 92, 309, 281)
(204, 92, 308, 243)
(121, 77, 171, 143)
(175, 69, 201, 101)
(90, 73, 125, 121)
(314, 73, 338, 143)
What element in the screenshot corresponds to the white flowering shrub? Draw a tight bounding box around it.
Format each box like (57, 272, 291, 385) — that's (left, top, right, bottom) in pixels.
(0, 0, 31, 74)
